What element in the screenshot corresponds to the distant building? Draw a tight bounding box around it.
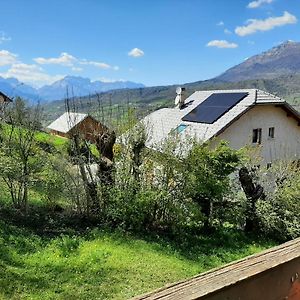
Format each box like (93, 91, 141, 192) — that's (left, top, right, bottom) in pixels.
(0, 91, 12, 118)
(143, 89, 300, 165)
(47, 112, 105, 143)
(0, 91, 12, 104)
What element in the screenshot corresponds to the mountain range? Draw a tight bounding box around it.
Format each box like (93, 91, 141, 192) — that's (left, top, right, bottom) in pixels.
(0, 76, 145, 102)
(2, 40, 300, 117)
(217, 40, 300, 82)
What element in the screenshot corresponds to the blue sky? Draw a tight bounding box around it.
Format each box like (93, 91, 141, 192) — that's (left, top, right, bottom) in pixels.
(0, 0, 299, 87)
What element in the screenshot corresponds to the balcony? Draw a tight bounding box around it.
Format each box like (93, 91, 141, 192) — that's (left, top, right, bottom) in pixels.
(133, 237, 300, 300)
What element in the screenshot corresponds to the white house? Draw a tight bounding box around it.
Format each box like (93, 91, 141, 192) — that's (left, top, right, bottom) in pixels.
(143, 89, 300, 165)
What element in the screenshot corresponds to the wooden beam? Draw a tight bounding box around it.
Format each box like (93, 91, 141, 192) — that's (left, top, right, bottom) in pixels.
(133, 238, 300, 300)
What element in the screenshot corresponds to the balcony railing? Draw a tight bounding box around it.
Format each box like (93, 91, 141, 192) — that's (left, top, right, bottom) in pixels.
(133, 237, 300, 300)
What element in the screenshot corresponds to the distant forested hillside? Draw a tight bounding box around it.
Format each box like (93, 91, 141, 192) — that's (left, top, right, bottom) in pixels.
(43, 74, 300, 125)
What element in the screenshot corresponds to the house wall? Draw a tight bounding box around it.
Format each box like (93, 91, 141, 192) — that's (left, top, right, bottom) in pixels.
(213, 105, 300, 164)
(0, 95, 7, 104)
(50, 130, 68, 138)
(70, 116, 105, 143)
(0, 95, 11, 116)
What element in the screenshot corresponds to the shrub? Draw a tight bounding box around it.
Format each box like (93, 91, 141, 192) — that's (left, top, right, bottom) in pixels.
(256, 163, 300, 240)
(184, 141, 241, 230)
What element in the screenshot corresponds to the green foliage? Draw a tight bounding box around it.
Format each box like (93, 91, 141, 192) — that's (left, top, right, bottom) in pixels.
(0, 101, 46, 210)
(0, 98, 298, 300)
(256, 163, 300, 240)
(184, 141, 241, 228)
(36, 155, 66, 205)
(103, 130, 242, 233)
(54, 235, 81, 257)
(1, 97, 298, 299)
(35, 130, 69, 153)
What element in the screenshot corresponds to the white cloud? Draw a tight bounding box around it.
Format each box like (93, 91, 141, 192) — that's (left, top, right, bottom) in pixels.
(128, 48, 144, 57)
(247, 0, 274, 9)
(224, 29, 232, 34)
(235, 11, 297, 36)
(34, 52, 76, 66)
(0, 32, 11, 44)
(0, 63, 64, 87)
(80, 59, 111, 69)
(113, 66, 119, 71)
(0, 50, 119, 86)
(217, 21, 224, 26)
(206, 40, 238, 48)
(34, 52, 118, 71)
(0, 50, 18, 66)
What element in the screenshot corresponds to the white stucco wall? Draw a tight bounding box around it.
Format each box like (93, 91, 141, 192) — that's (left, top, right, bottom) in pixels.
(213, 105, 300, 164)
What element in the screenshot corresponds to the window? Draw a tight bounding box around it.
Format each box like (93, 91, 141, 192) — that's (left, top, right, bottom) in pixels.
(268, 127, 275, 139)
(176, 124, 187, 133)
(252, 128, 262, 144)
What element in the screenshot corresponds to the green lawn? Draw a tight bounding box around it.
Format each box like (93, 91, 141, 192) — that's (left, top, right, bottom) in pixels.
(35, 130, 69, 152)
(1, 123, 69, 153)
(1, 124, 99, 157)
(0, 219, 275, 300)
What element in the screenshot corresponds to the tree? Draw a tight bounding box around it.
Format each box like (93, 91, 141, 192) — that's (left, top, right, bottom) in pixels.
(250, 161, 300, 240)
(238, 166, 265, 232)
(0, 98, 43, 211)
(64, 95, 117, 216)
(184, 141, 241, 230)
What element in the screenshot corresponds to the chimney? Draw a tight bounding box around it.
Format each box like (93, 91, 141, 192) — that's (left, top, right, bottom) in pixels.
(175, 87, 186, 109)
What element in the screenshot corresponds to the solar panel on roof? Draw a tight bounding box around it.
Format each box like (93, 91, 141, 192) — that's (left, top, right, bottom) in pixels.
(182, 92, 248, 124)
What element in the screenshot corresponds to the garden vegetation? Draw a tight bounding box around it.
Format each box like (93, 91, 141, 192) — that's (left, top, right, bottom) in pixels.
(0, 97, 299, 299)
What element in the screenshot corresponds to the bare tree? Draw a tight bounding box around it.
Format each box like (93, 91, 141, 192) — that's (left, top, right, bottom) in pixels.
(64, 94, 117, 216)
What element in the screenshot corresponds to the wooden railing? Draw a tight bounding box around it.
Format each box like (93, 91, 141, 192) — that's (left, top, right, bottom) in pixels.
(133, 237, 300, 300)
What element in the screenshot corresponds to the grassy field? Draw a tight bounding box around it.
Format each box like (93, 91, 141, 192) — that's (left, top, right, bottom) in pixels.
(0, 216, 275, 300)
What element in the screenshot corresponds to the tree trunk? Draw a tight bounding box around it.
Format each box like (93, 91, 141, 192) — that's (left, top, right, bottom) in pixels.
(73, 134, 99, 216)
(96, 129, 116, 186)
(197, 197, 213, 231)
(239, 167, 265, 233)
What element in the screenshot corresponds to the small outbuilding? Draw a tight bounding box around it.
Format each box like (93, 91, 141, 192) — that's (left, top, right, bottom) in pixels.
(47, 112, 105, 143)
(0, 91, 12, 104)
(0, 91, 12, 117)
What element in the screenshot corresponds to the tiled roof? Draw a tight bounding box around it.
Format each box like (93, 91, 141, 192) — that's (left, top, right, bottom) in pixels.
(143, 89, 294, 149)
(47, 112, 88, 133)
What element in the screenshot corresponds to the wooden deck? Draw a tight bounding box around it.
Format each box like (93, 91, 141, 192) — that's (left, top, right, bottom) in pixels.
(133, 237, 300, 300)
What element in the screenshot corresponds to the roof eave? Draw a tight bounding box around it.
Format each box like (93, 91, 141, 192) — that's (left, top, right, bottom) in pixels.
(210, 102, 300, 141)
(275, 102, 300, 123)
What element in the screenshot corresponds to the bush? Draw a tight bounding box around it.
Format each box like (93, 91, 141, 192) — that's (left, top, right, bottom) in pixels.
(184, 141, 241, 229)
(256, 163, 300, 240)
